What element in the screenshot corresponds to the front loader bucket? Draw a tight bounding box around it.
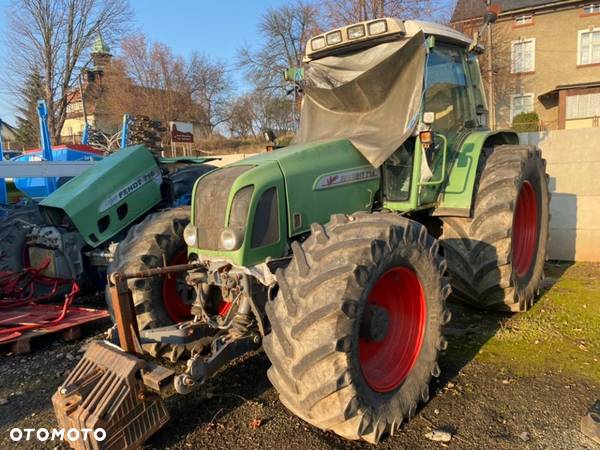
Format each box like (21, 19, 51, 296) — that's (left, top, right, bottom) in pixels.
(52, 341, 170, 450)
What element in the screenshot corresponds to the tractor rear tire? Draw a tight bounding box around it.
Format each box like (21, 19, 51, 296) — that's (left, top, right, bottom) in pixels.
(439, 145, 549, 311)
(106, 207, 192, 361)
(263, 212, 451, 443)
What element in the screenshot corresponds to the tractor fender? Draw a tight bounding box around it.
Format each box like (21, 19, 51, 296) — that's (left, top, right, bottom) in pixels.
(434, 130, 518, 217)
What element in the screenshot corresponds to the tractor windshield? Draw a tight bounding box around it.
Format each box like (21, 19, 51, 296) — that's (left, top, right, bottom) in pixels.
(293, 32, 426, 167)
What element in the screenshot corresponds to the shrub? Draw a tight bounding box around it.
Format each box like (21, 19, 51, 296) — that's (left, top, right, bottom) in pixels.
(512, 112, 540, 132)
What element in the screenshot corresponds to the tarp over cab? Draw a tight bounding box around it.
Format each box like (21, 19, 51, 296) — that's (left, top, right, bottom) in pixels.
(293, 32, 426, 168)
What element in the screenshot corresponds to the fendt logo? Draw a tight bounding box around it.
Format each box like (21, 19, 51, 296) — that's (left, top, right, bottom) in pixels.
(9, 427, 106, 443)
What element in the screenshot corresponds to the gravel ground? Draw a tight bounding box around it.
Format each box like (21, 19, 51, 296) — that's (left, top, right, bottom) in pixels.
(0, 263, 599, 450)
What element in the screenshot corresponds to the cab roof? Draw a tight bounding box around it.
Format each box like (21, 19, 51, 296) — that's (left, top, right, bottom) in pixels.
(305, 18, 472, 61)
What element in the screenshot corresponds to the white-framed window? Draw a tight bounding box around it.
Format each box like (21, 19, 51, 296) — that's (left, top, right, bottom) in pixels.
(511, 38, 535, 73)
(584, 3, 600, 14)
(511, 93, 535, 119)
(515, 14, 533, 26)
(66, 101, 83, 114)
(566, 93, 600, 119)
(578, 28, 600, 65)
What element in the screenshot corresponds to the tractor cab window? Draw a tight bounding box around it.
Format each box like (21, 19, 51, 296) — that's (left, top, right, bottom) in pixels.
(382, 140, 415, 202)
(424, 45, 474, 140)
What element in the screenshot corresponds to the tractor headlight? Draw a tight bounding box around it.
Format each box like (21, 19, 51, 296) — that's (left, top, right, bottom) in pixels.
(220, 227, 243, 251)
(183, 223, 197, 247)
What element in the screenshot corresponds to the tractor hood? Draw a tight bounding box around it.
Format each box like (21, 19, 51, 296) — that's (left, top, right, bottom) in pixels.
(189, 138, 380, 267)
(293, 31, 426, 168)
(40, 145, 163, 247)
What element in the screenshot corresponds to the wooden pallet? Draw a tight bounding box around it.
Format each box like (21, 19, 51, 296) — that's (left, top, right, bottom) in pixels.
(0, 304, 109, 354)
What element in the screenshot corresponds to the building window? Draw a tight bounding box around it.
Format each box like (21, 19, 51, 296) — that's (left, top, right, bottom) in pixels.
(66, 101, 83, 114)
(583, 3, 600, 14)
(514, 15, 533, 26)
(511, 38, 535, 73)
(566, 93, 600, 119)
(511, 94, 535, 119)
(578, 29, 600, 65)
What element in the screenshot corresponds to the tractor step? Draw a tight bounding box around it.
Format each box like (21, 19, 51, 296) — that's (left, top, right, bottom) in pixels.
(52, 340, 172, 450)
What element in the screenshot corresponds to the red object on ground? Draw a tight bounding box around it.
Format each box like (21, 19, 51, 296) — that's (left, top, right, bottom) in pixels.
(0, 258, 108, 352)
(0, 303, 109, 344)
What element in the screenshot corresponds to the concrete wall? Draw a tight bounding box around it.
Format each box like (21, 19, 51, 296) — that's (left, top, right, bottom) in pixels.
(520, 128, 600, 261)
(210, 153, 259, 167)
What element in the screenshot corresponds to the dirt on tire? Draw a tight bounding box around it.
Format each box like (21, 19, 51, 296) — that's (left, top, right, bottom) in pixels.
(440, 145, 549, 312)
(263, 212, 451, 443)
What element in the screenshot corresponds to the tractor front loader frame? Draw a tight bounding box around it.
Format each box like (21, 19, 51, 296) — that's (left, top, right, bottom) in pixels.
(52, 262, 261, 450)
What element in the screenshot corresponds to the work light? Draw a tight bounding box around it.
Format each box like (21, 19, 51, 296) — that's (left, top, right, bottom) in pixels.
(368, 19, 388, 35)
(326, 31, 343, 45)
(347, 24, 366, 40)
(311, 36, 326, 51)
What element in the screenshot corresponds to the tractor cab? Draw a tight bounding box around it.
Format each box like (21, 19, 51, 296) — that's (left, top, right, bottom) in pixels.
(299, 18, 489, 211)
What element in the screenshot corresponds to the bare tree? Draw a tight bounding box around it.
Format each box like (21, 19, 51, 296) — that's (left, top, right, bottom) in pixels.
(188, 54, 233, 134)
(322, 0, 450, 27)
(238, 0, 320, 89)
(4, 0, 132, 143)
(102, 34, 232, 137)
(226, 94, 256, 138)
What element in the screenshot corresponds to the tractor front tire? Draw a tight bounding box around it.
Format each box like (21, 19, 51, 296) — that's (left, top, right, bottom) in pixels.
(263, 212, 450, 443)
(440, 145, 549, 311)
(107, 207, 192, 361)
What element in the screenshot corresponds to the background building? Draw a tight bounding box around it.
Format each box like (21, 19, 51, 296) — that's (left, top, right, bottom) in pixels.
(0, 121, 17, 151)
(60, 36, 116, 143)
(452, 0, 600, 130)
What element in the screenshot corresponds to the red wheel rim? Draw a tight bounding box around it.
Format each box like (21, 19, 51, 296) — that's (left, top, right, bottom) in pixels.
(512, 181, 539, 277)
(358, 267, 426, 393)
(162, 250, 193, 322)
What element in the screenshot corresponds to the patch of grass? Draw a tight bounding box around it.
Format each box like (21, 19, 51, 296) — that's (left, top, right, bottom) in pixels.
(476, 263, 600, 381)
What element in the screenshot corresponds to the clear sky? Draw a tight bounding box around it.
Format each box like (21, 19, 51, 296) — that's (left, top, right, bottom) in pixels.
(0, 0, 455, 125)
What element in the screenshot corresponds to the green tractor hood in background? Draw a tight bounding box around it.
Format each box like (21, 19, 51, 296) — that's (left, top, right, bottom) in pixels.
(40, 145, 164, 247)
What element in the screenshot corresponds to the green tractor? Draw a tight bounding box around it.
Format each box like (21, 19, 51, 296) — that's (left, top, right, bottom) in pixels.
(53, 14, 549, 447)
(0, 145, 216, 309)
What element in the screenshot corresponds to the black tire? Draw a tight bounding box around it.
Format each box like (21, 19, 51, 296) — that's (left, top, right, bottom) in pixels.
(106, 207, 192, 361)
(263, 212, 451, 443)
(169, 165, 216, 205)
(0, 205, 43, 273)
(439, 145, 549, 312)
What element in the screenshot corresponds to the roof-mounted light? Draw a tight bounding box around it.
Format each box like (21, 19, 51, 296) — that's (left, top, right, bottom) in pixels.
(305, 18, 406, 61)
(347, 24, 366, 40)
(368, 19, 388, 35)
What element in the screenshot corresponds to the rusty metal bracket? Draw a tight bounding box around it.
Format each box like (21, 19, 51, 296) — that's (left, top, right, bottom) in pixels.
(108, 261, 202, 354)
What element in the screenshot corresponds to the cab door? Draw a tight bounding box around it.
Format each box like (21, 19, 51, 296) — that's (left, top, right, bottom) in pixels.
(419, 43, 476, 205)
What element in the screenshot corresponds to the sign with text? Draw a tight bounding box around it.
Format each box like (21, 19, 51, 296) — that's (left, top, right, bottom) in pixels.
(170, 121, 194, 143)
